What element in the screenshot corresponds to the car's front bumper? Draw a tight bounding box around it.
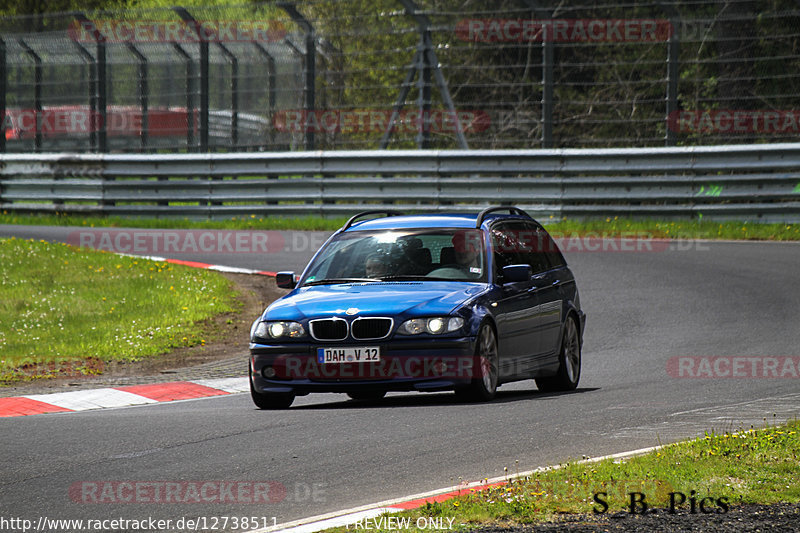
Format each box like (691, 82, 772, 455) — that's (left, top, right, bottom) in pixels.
(250, 337, 477, 394)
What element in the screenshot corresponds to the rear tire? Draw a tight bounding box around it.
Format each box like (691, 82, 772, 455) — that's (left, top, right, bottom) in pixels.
(455, 323, 498, 402)
(535, 315, 581, 392)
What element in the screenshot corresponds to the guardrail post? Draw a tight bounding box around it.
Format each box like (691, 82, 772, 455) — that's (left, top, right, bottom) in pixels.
(279, 3, 315, 151)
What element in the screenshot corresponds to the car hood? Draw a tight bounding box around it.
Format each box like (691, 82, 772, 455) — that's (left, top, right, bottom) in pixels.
(264, 281, 486, 320)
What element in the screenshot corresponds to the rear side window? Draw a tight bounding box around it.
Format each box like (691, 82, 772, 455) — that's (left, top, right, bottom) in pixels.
(492, 221, 550, 275)
(527, 223, 566, 269)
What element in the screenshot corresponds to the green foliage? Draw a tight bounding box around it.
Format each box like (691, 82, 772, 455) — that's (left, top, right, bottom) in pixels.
(0, 237, 237, 382)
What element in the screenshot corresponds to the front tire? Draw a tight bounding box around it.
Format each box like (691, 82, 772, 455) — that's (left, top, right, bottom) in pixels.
(456, 323, 499, 402)
(535, 315, 581, 392)
(250, 369, 295, 409)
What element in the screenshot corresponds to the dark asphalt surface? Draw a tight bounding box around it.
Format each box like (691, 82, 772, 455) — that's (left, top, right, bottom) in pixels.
(1, 225, 799, 531)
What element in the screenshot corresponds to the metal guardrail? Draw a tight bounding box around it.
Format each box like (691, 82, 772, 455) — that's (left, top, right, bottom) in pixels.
(1, 144, 800, 222)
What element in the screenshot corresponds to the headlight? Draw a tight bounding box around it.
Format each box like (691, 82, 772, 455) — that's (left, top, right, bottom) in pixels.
(253, 321, 306, 340)
(398, 317, 464, 335)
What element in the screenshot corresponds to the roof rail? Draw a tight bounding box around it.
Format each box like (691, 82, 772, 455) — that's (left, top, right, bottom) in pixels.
(475, 206, 532, 228)
(342, 210, 404, 231)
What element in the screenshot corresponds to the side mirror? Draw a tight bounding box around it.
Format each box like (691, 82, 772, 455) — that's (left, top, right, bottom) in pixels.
(275, 271, 297, 289)
(502, 264, 532, 284)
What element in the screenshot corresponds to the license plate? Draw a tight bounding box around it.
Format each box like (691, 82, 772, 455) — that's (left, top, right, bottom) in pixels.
(317, 347, 381, 364)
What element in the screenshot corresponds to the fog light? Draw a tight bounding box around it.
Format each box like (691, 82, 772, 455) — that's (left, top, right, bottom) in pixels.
(262, 366, 276, 378)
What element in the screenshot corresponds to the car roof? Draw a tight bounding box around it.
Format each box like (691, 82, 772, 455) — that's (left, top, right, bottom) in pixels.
(344, 212, 534, 232)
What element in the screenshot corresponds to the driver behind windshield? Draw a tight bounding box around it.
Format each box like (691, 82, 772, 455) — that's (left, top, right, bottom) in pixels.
(364, 254, 388, 278)
(452, 230, 483, 272)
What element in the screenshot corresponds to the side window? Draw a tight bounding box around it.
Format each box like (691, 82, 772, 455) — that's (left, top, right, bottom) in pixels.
(492, 221, 549, 274)
(517, 223, 549, 274)
(491, 223, 521, 273)
(520, 222, 563, 273)
(541, 230, 566, 268)
(493, 221, 565, 276)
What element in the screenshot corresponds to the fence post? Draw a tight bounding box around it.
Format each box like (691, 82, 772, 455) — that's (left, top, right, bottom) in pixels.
(71, 40, 97, 151)
(655, 1, 681, 146)
(174, 8, 209, 152)
(665, 22, 680, 147)
(96, 32, 107, 152)
(127, 43, 148, 151)
(19, 40, 42, 152)
(172, 44, 194, 151)
(217, 43, 239, 148)
(0, 37, 6, 153)
(74, 15, 108, 153)
(522, 0, 554, 148)
(541, 38, 554, 148)
(253, 42, 277, 148)
(279, 3, 315, 150)
(417, 37, 431, 149)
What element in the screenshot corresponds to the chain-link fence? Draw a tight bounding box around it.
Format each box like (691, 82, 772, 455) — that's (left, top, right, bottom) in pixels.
(1, 1, 798, 152)
(0, 3, 305, 152)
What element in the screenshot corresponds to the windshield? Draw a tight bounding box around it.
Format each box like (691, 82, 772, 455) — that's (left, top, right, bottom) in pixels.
(301, 229, 487, 284)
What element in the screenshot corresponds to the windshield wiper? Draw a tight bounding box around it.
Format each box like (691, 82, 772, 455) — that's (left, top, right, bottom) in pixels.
(303, 278, 380, 286)
(379, 275, 432, 281)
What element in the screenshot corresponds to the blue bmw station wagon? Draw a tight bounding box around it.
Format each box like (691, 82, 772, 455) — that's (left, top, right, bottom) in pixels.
(249, 207, 585, 409)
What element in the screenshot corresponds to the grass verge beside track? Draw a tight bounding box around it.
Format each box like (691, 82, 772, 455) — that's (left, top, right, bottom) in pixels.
(323, 420, 800, 532)
(2, 212, 800, 241)
(0, 237, 238, 384)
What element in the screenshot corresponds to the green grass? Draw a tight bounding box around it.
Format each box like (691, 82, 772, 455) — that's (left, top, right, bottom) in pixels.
(322, 421, 800, 532)
(549, 217, 800, 241)
(2, 212, 799, 241)
(0, 212, 348, 231)
(0, 237, 238, 383)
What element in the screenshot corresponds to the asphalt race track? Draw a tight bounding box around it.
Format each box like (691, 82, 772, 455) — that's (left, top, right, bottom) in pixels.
(1, 225, 799, 530)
